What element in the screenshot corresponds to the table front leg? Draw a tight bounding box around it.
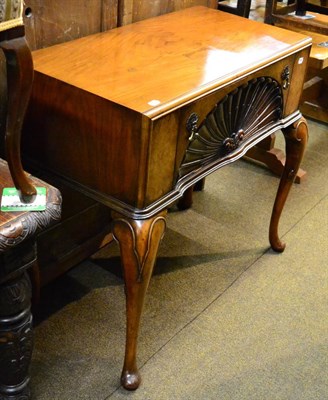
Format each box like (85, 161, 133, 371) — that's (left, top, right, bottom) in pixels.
(112, 211, 167, 390)
(269, 117, 308, 252)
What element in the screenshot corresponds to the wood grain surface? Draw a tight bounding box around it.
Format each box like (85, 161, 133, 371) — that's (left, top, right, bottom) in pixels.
(31, 7, 311, 118)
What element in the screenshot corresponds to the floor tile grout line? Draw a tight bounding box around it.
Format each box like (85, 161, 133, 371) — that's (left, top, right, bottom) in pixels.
(280, 192, 328, 239)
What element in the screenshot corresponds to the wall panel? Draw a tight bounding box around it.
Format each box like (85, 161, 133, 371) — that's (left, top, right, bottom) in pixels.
(23, 0, 118, 50)
(119, 0, 217, 25)
(21, 1, 216, 49)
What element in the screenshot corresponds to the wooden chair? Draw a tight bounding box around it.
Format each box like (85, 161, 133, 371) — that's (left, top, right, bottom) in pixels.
(0, 2, 62, 399)
(218, 0, 252, 17)
(265, 0, 328, 28)
(265, 0, 328, 123)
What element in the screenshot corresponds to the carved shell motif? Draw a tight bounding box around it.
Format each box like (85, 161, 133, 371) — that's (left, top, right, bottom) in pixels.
(179, 77, 283, 178)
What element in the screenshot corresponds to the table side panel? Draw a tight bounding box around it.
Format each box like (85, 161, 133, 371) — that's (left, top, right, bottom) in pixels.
(23, 74, 147, 208)
(145, 113, 181, 205)
(284, 47, 311, 116)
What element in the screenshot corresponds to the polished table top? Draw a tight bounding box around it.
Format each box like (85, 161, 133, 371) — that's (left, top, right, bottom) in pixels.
(32, 6, 311, 119)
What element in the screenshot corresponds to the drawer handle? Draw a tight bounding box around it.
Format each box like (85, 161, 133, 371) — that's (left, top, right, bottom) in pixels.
(186, 112, 199, 141)
(281, 66, 290, 90)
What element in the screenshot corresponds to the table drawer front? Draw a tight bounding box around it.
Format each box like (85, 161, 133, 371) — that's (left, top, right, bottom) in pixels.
(145, 53, 308, 209)
(178, 75, 283, 179)
(173, 54, 306, 186)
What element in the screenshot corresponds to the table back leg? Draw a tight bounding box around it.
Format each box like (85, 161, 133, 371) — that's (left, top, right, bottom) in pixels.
(269, 117, 308, 252)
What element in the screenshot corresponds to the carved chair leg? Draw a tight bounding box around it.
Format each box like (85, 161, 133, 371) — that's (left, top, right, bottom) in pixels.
(0, 36, 36, 201)
(112, 211, 167, 390)
(269, 117, 308, 252)
(0, 272, 33, 400)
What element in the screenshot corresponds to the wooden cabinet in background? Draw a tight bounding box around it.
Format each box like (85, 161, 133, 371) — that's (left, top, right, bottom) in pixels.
(118, 0, 217, 25)
(22, 0, 217, 50)
(23, 0, 119, 50)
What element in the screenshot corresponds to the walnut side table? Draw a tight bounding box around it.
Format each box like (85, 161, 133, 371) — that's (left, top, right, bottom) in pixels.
(23, 6, 311, 390)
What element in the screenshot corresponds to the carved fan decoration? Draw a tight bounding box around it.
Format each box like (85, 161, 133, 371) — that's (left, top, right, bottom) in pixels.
(179, 77, 283, 178)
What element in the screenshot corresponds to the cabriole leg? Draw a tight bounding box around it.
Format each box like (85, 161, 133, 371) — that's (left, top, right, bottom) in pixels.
(112, 211, 167, 390)
(269, 117, 308, 252)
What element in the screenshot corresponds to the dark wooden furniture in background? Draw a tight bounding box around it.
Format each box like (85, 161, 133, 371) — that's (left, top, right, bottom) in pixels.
(22, 0, 217, 50)
(23, 0, 119, 50)
(218, 0, 252, 17)
(265, 0, 328, 123)
(300, 28, 328, 123)
(23, 7, 311, 390)
(117, 0, 217, 25)
(0, 167, 61, 400)
(265, 0, 328, 28)
(0, 2, 61, 398)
